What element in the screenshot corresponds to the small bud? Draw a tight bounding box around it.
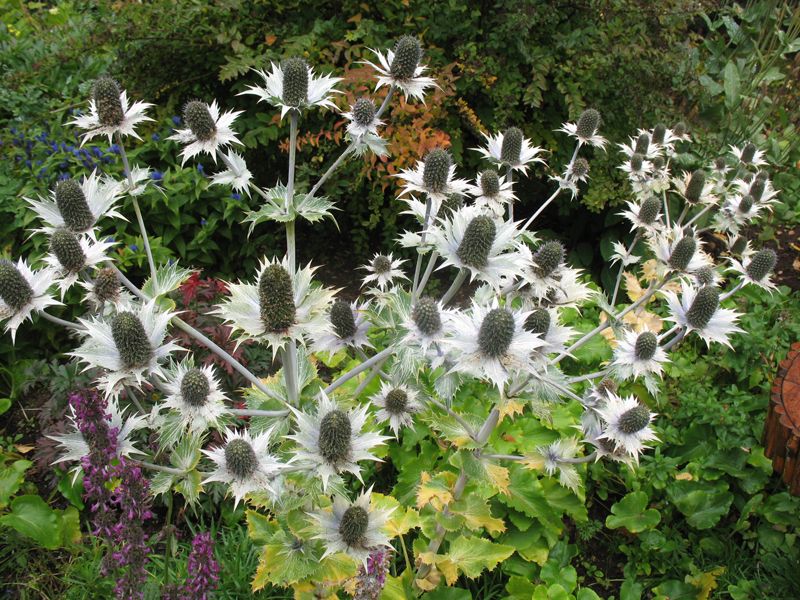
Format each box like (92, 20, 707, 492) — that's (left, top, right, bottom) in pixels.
(94, 267, 120, 303)
(183, 101, 217, 142)
(480, 169, 500, 197)
(92, 77, 124, 127)
(422, 149, 451, 193)
(684, 169, 706, 203)
(630, 153, 644, 173)
(572, 158, 590, 178)
(746, 249, 777, 282)
(634, 331, 658, 361)
(533, 241, 565, 277)
(385, 388, 408, 414)
(0, 262, 33, 311)
(685, 286, 719, 330)
(576, 109, 600, 140)
(352, 98, 376, 128)
(638, 196, 661, 224)
(259, 264, 296, 333)
(372, 255, 392, 274)
(596, 378, 617, 397)
(55, 179, 94, 232)
(756, 170, 769, 182)
(715, 156, 728, 171)
(478, 308, 516, 358)
(456, 215, 496, 269)
(436, 193, 463, 220)
(330, 300, 357, 339)
(738, 194, 754, 214)
(412, 297, 442, 335)
(741, 142, 757, 164)
(673, 121, 687, 137)
(618, 404, 651, 434)
(695, 266, 715, 286)
(390, 36, 423, 80)
(225, 438, 258, 479)
(652, 156, 665, 170)
(524, 308, 550, 337)
(668, 235, 697, 271)
(282, 57, 308, 107)
(729, 236, 747, 256)
(652, 123, 666, 145)
(181, 368, 211, 406)
(634, 133, 650, 156)
(500, 127, 523, 165)
(50, 228, 86, 273)
(742, 172, 755, 183)
(111, 312, 153, 368)
(318, 409, 351, 462)
(749, 179, 765, 202)
(339, 505, 369, 547)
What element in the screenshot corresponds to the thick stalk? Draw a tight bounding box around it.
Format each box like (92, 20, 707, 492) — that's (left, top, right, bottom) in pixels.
(427, 398, 477, 441)
(415, 250, 440, 302)
(720, 279, 746, 302)
(412, 198, 434, 298)
(660, 328, 686, 352)
(684, 204, 713, 228)
(522, 187, 561, 232)
(36, 310, 85, 332)
(286, 111, 299, 272)
(440, 269, 468, 306)
(229, 408, 290, 418)
(323, 347, 393, 395)
(123, 384, 147, 416)
(351, 353, 390, 399)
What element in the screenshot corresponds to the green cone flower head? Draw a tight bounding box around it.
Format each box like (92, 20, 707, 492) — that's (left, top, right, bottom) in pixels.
(618, 404, 652, 434)
(225, 437, 259, 479)
(456, 215, 496, 269)
(524, 308, 550, 337)
(436, 193, 463, 220)
(339, 505, 369, 547)
(652, 156, 665, 170)
(480, 169, 500, 197)
(372, 255, 392, 274)
(111, 311, 153, 368)
(412, 297, 442, 336)
(749, 179, 765, 202)
(330, 300, 357, 339)
(639, 196, 661, 224)
(478, 307, 516, 358)
(685, 169, 706, 203)
(384, 388, 408, 414)
(629, 153, 644, 173)
(50, 228, 86, 273)
(741, 142, 757, 164)
(673, 121, 687, 137)
(652, 123, 666, 145)
(715, 156, 728, 172)
(352, 98, 376, 128)
(597, 378, 617, 398)
(93, 267, 121, 303)
(282, 56, 309, 107)
(634, 133, 650, 156)
(738, 194, 754, 214)
(756, 170, 769, 182)
(746, 248, 777, 282)
(634, 331, 658, 361)
(92, 77, 124, 128)
(500, 127, 523, 165)
(318, 409, 352, 463)
(533, 241, 565, 277)
(668, 235, 697, 271)
(183, 100, 218, 142)
(422, 149, 452, 193)
(597, 393, 658, 459)
(729, 236, 747, 256)
(0, 261, 33, 311)
(685, 285, 719, 330)
(576, 109, 600, 141)
(55, 179, 94, 232)
(181, 368, 211, 407)
(694, 266, 716, 286)
(572, 158, 590, 179)
(390, 36, 423, 80)
(259, 264, 296, 333)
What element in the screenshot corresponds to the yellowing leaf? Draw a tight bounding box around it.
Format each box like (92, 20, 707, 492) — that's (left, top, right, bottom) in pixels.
(373, 493, 420, 536)
(498, 396, 526, 422)
(641, 259, 659, 282)
(414, 565, 441, 591)
(623, 310, 663, 334)
(676, 472, 693, 481)
(686, 567, 724, 600)
(422, 537, 515, 585)
(417, 471, 457, 510)
(252, 544, 281, 590)
(13, 444, 35, 454)
(623, 271, 645, 302)
(347, 13, 362, 22)
(449, 495, 506, 534)
(265, 34, 277, 46)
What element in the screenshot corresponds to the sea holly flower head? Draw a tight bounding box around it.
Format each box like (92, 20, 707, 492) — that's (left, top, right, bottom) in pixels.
(465, 168, 518, 217)
(202, 427, 284, 508)
(663, 281, 744, 348)
(609, 327, 669, 382)
(618, 196, 663, 233)
(362, 36, 438, 103)
(730, 142, 767, 167)
(167, 100, 243, 166)
(557, 108, 608, 149)
(524, 437, 582, 492)
(309, 486, 395, 565)
(727, 248, 778, 294)
(80, 266, 125, 308)
(395, 149, 471, 213)
(400, 296, 453, 364)
(596, 393, 658, 461)
(0, 258, 60, 344)
(651, 225, 711, 278)
(240, 58, 342, 120)
(673, 169, 717, 206)
(343, 98, 383, 137)
(473, 128, 546, 174)
(44, 229, 113, 299)
(521, 305, 575, 358)
(311, 300, 373, 354)
(68, 77, 154, 144)
(287, 393, 391, 491)
(619, 132, 661, 161)
(160, 359, 230, 434)
(360, 252, 408, 291)
(370, 381, 424, 436)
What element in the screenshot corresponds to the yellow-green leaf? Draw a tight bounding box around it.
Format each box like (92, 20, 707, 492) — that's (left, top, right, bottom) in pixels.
(417, 471, 457, 510)
(449, 495, 506, 535)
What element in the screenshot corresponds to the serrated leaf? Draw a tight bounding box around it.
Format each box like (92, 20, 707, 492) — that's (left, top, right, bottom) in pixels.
(0, 495, 59, 548)
(252, 543, 281, 590)
(452, 451, 510, 497)
(449, 495, 506, 534)
(425, 412, 483, 449)
(248, 509, 280, 545)
(297, 195, 338, 224)
(419, 536, 515, 585)
(373, 493, 420, 536)
(142, 262, 194, 298)
(174, 470, 203, 505)
(149, 471, 175, 496)
(171, 431, 204, 471)
(435, 510, 466, 531)
(606, 491, 660, 533)
(311, 552, 358, 585)
(497, 469, 563, 534)
(417, 471, 457, 510)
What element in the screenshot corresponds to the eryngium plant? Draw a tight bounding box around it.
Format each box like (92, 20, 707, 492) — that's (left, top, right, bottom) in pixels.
(9, 33, 779, 600)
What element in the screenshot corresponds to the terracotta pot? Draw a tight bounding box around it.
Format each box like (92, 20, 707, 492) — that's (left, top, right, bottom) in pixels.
(763, 342, 800, 496)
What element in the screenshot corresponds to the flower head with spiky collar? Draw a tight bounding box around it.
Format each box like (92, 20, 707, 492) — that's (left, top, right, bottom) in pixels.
(395, 149, 471, 216)
(727, 248, 778, 294)
(68, 77, 154, 144)
(362, 37, 438, 103)
(663, 281, 744, 348)
(160, 358, 230, 434)
(310, 300, 373, 354)
(44, 229, 114, 300)
(168, 100, 243, 166)
(360, 253, 408, 291)
(370, 381, 424, 436)
(609, 326, 669, 383)
(596, 393, 658, 461)
(0, 259, 61, 344)
(472, 127, 546, 174)
(556, 109, 608, 149)
(465, 168, 518, 217)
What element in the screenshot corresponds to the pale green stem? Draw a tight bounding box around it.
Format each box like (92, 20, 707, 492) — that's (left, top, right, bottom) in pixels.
(610, 232, 641, 306)
(355, 348, 391, 381)
(481, 452, 597, 464)
(295, 145, 355, 212)
(675, 203, 692, 227)
(412, 198, 434, 299)
(123, 384, 147, 416)
(117, 133, 157, 282)
(36, 310, 85, 332)
(660, 327, 686, 352)
(351, 353, 390, 399)
(286, 111, 299, 272)
(323, 347, 393, 395)
(506, 165, 514, 222)
(567, 370, 609, 385)
(522, 187, 562, 232)
(720, 279, 746, 302)
(138, 461, 187, 476)
(374, 84, 397, 119)
(427, 397, 477, 441)
(658, 324, 681, 342)
(662, 188, 671, 229)
(229, 408, 290, 418)
(684, 204, 713, 228)
(440, 269, 468, 306)
(283, 343, 299, 407)
(415, 250, 440, 302)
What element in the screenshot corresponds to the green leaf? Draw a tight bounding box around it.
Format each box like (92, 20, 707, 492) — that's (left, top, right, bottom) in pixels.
(0, 459, 31, 508)
(540, 559, 577, 592)
(142, 262, 194, 298)
(449, 494, 506, 534)
(577, 589, 603, 600)
(423, 588, 472, 600)
(651, 580, 698, 600)
(175, 470, 203, 505)
(606, 491, 660, 533)
(0, 495, 59, 548)
(424, 412, 484, 449)
(666, 480, 733, 530)
(498, 469, 563, 534)
(620, 580, 643, 600)
(55, 467, 84, 510)
(55, 506, 81, 546)
(723, 61, 740, 109)
(248, 509, 280, 545)
(418, 536, 515, 585)
(0, 397, 11, 416)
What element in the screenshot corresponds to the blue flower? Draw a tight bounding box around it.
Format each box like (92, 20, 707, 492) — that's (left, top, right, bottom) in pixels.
(58, 173, 70, 180)
(151, 133, 159, 141)
(130, 244, 139, 251)
(172, 116, 181, 125)
(197, 165, 205, 175)
(201, 219, 207, 226)
(231, 193, 241, 200)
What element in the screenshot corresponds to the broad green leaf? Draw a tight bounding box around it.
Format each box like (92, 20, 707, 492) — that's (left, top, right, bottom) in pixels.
(540, 559, 577, 592)
(269, 542, 319, 585)
(55, 506, 81, 546)
(651, 580, 698, 600)
(423, 588, 472, 600)
(666, 480, 733, 529)
(419, 536, 514, 585)
(449, 495, 506, 534)
(0, 494, 59, 548)
(498, 469, 563, 534)
(451, 451, 510, 497)
(171, 431, 204, 471)
(56, 467, 84, 510)
(698, 74, 723, 96)
(435, 510, 466, 531)
(311, 552, 357, 585)
(723, 61, 740, 109)
(546, 584, 569, 600)
(0, 397, 11, 416)
(577, 589, 603, 600)
(0, 459, 32, 508)
(150, 471, 175, 497)
(506, 576, 537, 600)
(606, 491, 660, 533)
(417, 471, 458, 510)
(383, 570, 415, 600)
(425, 412, 484, 449)
(620, 580, 643, 600)
(248, 509, 280, 545)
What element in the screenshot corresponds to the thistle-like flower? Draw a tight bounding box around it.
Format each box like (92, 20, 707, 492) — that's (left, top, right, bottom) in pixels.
(581, 415, 636, 468)
(167, 100, 243, 166)
(472, 127, 546, 174)
(370, 381, 424, 436)
(343, 98, 384, 137)
(79, 266, 127, 308)
(673, 169, 717, 206)
(400, 296, 453, 364)
(26, 171, 126, 236)
(730, 142, 767, 167)
(309, 486, 395, 565)
(360, 253, 408, 291)
(160, 359, 230, 434)
(202, 428, 284, 508)
(596, 393, 658, 460)
(69, 298, 182, 396)
(0, 259, 60, 343)
(556, 108, 608, 149)
(441, 299, 546, 389)
(618, 196, 663, 233)
(524, 437, 582, 492)
(362, 36, 437, 102)
(727, 248, 778, 294)
(240, 57, 342, 120)
(287, 393, 391, 491)
(522, 305, 575, 358)
(650, 226, 711, 278)
(212, 257, 335, 353)
(619, 132, 661, 161)
(465, 168, 518, 217)
(609, 327, 669, 383)
(44, 229, 113, 299)
(311, 300, 372, 354)
(210, 149, 253, 197)
(395, 149, 471, 215)
(68, 77, 154, 144)
(663, 281, 744, 348)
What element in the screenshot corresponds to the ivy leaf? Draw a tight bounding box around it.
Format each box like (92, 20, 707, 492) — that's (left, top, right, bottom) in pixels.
(606, 491, 661, 533)
(419, 537, 515, 585)
(0, 495, 59, 548)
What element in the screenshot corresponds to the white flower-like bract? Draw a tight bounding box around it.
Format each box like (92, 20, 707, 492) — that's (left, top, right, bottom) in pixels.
(618, 198, 663, 234)
(167, 100, 243, 166)
(609, 326, 669, 381)
(596, 393, 658, 461)
(730, 143, 767, 167)
(395, 153, 471, 215)
(370, 381, 424, 436)
(68, 88, 154, 144)
(309, 486, 395, 565)
(399, 295, 453, 363)
(212, 257, 335, 353)
(713, 193, 765, 234)
(581, 416, 636, 469)
(521, 305, 576, 359)
(432, 205, 527, 289)
(69, 298, 182, 397)
(650, 226, 712, 278)
(342, 101, 384, 137)
(618, 134, 662, 161)
(310, 300, 372, 354)
(210, 149, 252, 197)
(465, 170, 518, 217)
(362, 46, 437, 103)
(556, 118, 608, 150)
(44, 231, 114, 300)
(287, 393, 391, 491)
(0, 259, 61, 344)
(202, 427, 284, 508)
(441, 299, 546, 390)
(26, 170, 126, 236)
(663, 281, 744, 348)
(240, 61, 342, 120)
(360, 253, 408, 291)
(161, 359, 230, 433)
(472, 130, 546, 174)
(525, 437, 582, 492)
(727, 253, 779, 294)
